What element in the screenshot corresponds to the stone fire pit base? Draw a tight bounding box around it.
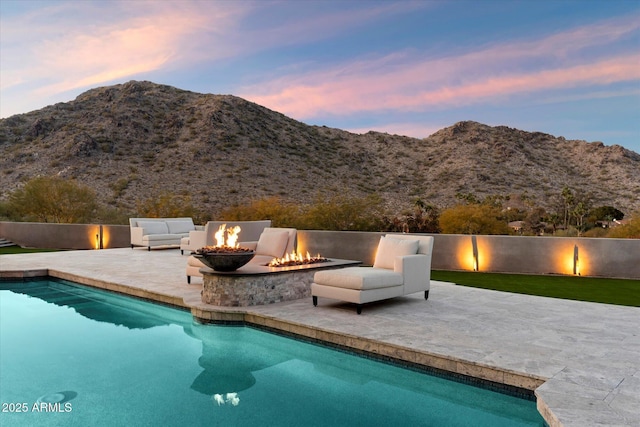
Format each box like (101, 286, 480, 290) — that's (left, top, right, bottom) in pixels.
(201, 259, 360, 307)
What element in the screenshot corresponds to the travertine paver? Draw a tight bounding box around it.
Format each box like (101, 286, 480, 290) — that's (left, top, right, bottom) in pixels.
(1, 248, 638, 427)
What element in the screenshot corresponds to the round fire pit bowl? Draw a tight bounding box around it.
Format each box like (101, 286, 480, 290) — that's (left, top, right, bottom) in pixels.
(194, 251, 255, 272)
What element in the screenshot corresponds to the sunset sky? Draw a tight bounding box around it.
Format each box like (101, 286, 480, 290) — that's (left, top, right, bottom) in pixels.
(1, 0, 639, 153)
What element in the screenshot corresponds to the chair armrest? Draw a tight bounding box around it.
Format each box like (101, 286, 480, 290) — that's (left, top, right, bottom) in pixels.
(395, 254, 430, 294)
(130, 227, 144, 245)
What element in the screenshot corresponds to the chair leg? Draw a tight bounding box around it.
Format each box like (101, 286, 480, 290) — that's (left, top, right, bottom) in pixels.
(181, 250, 184, 255)
(424, 290, 429, 300)
(187, 276, 191, 285)
(356, 304, 362, 315)
(312, 296, 318, 307)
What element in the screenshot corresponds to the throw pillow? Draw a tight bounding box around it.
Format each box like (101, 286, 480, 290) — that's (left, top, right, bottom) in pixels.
(255, 230, 290, 258)
(373, 236, 419, 269)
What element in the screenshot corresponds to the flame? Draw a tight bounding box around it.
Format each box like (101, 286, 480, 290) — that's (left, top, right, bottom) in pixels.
(268, 251, 328, 267)
(213, 224, 241, 248)
(214, 224, 226, 246)
(227, 226, 241, 248)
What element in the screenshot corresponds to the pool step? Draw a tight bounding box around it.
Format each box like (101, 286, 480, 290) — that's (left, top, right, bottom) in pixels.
(0, 238, 17, 248)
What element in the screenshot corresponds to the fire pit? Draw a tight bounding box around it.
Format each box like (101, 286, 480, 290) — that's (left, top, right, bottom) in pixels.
(194, 224, 255, 271)
(194, 247, 255, 272)
(268, 251, 329, 267)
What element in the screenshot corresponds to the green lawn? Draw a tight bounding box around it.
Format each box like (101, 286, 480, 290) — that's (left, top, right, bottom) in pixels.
(432, 270, 640, 307)
(0, 247, 62, 255)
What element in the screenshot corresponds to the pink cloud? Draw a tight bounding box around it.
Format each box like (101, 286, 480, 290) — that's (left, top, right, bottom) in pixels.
(241, 15, 640, 118)
(1, 1, 246, 98)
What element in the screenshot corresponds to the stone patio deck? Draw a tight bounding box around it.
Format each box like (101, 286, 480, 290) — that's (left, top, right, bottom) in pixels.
(1, 248, 638, 426)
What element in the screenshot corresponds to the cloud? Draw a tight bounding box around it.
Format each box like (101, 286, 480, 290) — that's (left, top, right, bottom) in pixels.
(0, 1, 247, 102)
(240, 15, 640, 118)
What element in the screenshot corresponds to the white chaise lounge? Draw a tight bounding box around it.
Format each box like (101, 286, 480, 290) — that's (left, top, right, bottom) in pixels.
(312, 234, 434, 314)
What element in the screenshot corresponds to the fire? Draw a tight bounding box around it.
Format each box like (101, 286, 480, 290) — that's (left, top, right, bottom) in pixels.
(214, 224, 242, 248)
(268, 251, 328, 267)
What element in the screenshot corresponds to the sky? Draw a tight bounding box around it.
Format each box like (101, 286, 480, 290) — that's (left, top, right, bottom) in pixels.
(1, 0, 639, 153)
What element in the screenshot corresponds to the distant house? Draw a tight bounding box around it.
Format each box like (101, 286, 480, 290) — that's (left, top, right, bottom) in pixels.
(509, 220, 548, 236)
(596, 218, 629, 228)
(508, 221, 524, 234)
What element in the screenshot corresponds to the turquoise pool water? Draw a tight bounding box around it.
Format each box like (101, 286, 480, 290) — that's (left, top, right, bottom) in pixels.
(0, 279, 544, 426)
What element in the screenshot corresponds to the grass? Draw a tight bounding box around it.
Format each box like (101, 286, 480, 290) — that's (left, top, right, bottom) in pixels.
(0, 247, 63, 255)
(2, 247, 638, 307)
(431, 270, 640, 307)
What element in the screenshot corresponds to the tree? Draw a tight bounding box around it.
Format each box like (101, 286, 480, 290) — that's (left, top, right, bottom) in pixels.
(589, 206, 624, 227)
(7, 176, 97, 223)
(439, 204, 511, 235)
(522, 207, 547, 235)
(561, 186, 575, 230)
(381, 198, 440, 233)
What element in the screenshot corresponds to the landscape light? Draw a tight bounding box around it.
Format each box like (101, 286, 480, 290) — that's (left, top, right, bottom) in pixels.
(573, 244, 579, 276)
(471, 235, 479, 272)
(95, 225, 104, 250)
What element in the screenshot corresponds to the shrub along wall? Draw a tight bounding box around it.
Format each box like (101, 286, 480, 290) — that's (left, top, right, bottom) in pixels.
(1, 222, 638, 279)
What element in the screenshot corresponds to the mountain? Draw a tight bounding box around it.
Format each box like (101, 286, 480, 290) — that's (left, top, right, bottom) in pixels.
(1, 80, 639, 217)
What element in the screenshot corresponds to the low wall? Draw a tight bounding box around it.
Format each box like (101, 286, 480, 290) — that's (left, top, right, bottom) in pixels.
(1, 222, 638, 279)
(0, 221, 130, 250)
(297, 231, 640, 279)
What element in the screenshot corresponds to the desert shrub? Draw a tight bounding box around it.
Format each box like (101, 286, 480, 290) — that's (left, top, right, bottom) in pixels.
(109, 178, 129, 197)
(136, 192, 205, 223)
(95, 206, 131, 225)
(439, 204, 511, 235)
(220, 196, 302, 227)
(606, 214, 640, 239)
(7, 176, 97, 223)
(583, 227, 609, 238)
(220, 194, 385, 231)
(299, 194, 385, 231)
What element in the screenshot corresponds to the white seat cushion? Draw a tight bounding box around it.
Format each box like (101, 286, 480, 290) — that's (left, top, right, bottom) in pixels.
(138, 221, 169, 235)
(166, 220, 194, 234)
(143, 233, 179, 242)
(314, 267, 403, 290)
(373, 236, 419, 269)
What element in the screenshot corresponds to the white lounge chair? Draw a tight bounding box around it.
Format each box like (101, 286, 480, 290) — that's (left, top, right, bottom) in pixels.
(311, 234, 434, 314)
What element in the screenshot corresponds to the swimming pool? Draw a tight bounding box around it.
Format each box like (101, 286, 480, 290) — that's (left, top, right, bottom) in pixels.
(0, 279, 544, 426)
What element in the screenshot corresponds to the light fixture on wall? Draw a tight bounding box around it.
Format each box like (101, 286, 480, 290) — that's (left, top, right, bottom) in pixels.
(95, 225, 104, 250)
(573, 244, 579, 275)
(471, 235, 479, 272)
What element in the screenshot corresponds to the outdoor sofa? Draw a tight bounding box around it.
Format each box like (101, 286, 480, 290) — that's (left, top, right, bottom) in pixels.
(129, 217, 199, 251)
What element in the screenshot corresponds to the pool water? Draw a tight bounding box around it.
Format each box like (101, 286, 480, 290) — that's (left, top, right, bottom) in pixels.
(0, 279, 544, 426)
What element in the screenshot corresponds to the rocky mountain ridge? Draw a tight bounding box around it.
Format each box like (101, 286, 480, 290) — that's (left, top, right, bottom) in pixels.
(1, 80, 639, 217)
